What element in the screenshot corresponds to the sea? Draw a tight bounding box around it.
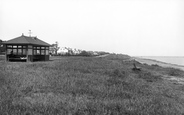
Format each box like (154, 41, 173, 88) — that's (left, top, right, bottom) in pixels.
(137, 56, 184, 66)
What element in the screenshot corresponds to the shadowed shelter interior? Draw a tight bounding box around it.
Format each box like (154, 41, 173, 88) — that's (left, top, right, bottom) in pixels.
(3, 34, 50, 62)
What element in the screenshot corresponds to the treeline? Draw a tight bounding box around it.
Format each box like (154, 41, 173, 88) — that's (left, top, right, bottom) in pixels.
(53, 50, 110, 57)
(66, 50, 109, 57)
(49, 42, 110, 57)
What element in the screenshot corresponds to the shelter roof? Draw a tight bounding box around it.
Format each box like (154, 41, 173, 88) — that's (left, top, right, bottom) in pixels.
(3, 34, 50, 46)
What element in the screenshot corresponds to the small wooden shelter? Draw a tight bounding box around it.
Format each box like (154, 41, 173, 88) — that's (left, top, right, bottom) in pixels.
(3, 34, 50, 62)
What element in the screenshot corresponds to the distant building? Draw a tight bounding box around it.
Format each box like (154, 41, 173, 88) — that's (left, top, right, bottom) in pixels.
(3, 34, 50, 62)
(58, 47, 83, 55)
(58, 47, 68, 55)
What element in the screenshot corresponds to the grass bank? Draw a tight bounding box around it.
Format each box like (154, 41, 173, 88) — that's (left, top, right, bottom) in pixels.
(0, 54, 184, 115)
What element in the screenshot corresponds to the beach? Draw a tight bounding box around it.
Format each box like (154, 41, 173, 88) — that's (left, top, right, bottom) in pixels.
(134, 57, 184, 71)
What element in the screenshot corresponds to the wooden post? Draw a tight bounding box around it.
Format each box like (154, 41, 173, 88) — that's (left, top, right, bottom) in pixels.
(32, 45, 34, 62)
(26, 45, 28, 62)
(5, 45, 7, 62)
(44, 47, 46, 61)
(31, 48, 33, 62)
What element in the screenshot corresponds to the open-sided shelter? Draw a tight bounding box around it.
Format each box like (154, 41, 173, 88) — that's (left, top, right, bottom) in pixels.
(3, 34, 50, 62)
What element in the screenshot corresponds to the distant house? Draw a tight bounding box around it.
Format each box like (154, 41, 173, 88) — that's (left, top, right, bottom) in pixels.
(3, 34, 50, 62)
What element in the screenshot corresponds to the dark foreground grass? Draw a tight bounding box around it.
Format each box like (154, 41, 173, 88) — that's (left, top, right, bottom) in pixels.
(1, 55, 184, 115)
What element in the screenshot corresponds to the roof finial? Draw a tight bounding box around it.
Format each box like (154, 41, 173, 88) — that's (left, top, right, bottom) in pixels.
(22, 33, 24, 36)
(28, 30, 32, 37)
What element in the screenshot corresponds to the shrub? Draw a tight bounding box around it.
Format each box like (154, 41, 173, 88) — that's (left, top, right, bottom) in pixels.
(79, 51, 92, 57)
(151, 64, 159, 67)
(112, 69, 127, 78)
(167, 68, 183, 76)
(138, 71, 162, 82)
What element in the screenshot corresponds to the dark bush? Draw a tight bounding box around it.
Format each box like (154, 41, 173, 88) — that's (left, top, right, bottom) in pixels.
(79, 51, 92, 57)
(138, 71, 162, 82)
(151, 64, 159, 67)
(112, 69, 127, 78)
(167, 68, 183, 76)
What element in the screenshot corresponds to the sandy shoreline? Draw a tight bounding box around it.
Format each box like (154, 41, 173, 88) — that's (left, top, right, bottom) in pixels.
(134, 57, 184, 71)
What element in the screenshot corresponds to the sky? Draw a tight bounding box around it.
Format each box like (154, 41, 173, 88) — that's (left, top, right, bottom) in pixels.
(0, 0, 184, 56)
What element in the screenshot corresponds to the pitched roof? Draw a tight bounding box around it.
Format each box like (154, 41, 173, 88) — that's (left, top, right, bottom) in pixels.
(3, 34, 50, 46)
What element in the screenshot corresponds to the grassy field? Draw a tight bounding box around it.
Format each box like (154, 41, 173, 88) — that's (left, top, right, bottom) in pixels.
(1, 54, 184, 115)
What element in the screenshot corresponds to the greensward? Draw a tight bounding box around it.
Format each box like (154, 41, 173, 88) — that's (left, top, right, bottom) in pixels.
(0, 54, 184, 115)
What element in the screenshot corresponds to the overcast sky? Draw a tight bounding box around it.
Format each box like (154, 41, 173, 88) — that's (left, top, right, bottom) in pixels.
(1, 0, 184, 56)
